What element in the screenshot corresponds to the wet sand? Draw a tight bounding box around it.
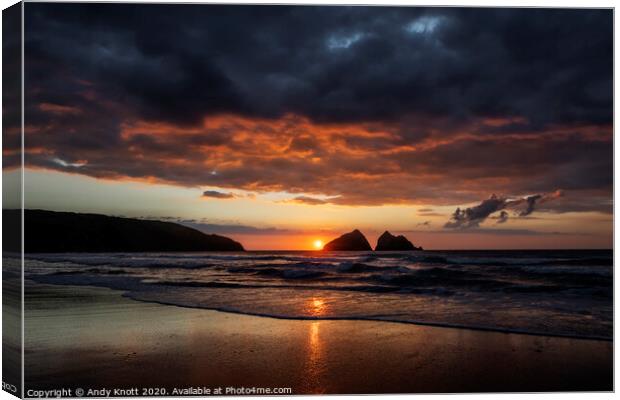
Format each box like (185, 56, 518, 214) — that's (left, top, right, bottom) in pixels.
(25, 282, 612, 394)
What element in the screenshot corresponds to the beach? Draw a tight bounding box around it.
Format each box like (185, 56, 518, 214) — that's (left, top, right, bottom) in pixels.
(24, 282, 613, 394)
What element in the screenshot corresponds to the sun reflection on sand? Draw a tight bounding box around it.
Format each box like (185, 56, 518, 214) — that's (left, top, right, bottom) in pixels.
(300, 298, 329, 393)
(304, 321, 326, 393)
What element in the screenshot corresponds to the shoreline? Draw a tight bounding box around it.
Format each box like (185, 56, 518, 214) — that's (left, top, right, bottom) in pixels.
(122, 292, 614, 342)
(24, 282, 613, 393)
(26, 275, 612, 342)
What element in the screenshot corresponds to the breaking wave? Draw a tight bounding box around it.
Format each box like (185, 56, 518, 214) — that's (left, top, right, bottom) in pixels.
(21, 249, 612, 340)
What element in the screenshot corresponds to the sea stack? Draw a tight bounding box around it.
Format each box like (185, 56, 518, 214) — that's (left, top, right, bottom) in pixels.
(375, 231, 421, 251)
(323, 229, 372, 251)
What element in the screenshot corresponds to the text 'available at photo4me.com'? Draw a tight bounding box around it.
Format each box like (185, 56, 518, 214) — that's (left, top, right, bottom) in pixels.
(24, 386, 294, 398)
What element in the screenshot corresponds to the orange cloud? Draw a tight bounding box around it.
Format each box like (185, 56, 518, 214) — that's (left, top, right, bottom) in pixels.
(39, 102, 82, 115)
(16, 109, 612, 211)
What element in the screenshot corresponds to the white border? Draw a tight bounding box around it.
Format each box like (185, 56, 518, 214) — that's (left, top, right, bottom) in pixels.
(0, 2, 616, 400)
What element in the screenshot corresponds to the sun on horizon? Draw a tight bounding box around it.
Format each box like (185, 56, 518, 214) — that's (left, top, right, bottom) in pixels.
(313, 240, 324, 250)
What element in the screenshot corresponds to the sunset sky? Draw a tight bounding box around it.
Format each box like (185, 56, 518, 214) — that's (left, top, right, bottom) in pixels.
(3, 4, 613, 250)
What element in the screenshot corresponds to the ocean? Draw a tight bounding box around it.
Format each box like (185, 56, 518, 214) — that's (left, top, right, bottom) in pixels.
(13, 249, 612, 340)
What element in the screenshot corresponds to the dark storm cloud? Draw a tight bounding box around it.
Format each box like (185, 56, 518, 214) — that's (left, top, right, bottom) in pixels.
(496, 211, 509, 224)
(2, 4, 22, 155)
(202, 190, 235, 199)
(444, 191, 564, 229)
(23, 5, 612, 126)
(445, 195, 508, 229)
(521, 195, 542, 216)
(14, 4, 612, 211)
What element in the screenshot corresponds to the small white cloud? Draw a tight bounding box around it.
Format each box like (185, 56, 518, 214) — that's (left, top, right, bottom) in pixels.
(327, 32, 364, 50)
(52, 157, 87, 168)
(405, 16, 443, 34)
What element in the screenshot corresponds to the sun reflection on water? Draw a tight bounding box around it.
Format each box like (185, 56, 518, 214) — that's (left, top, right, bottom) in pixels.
(312, 299, 325, 315)
(304, 297, 328, 317)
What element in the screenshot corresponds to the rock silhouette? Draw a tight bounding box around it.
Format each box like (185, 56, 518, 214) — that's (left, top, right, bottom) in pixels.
(3, 209, 245, 253)
(375, 231, 421, 251)
(323, 229, 372, 251)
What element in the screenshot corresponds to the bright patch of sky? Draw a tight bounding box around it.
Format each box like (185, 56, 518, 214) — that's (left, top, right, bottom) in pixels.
(3, 169, 611, 249)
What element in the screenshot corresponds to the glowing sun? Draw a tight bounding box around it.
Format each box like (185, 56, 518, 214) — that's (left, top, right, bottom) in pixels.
(313, 240, 323, 250)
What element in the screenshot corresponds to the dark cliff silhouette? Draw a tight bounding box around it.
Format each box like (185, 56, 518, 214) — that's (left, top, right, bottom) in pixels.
(375, 231, 422, 251)
(3, 209, 244, 253)
(323, 229, 372, 251)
